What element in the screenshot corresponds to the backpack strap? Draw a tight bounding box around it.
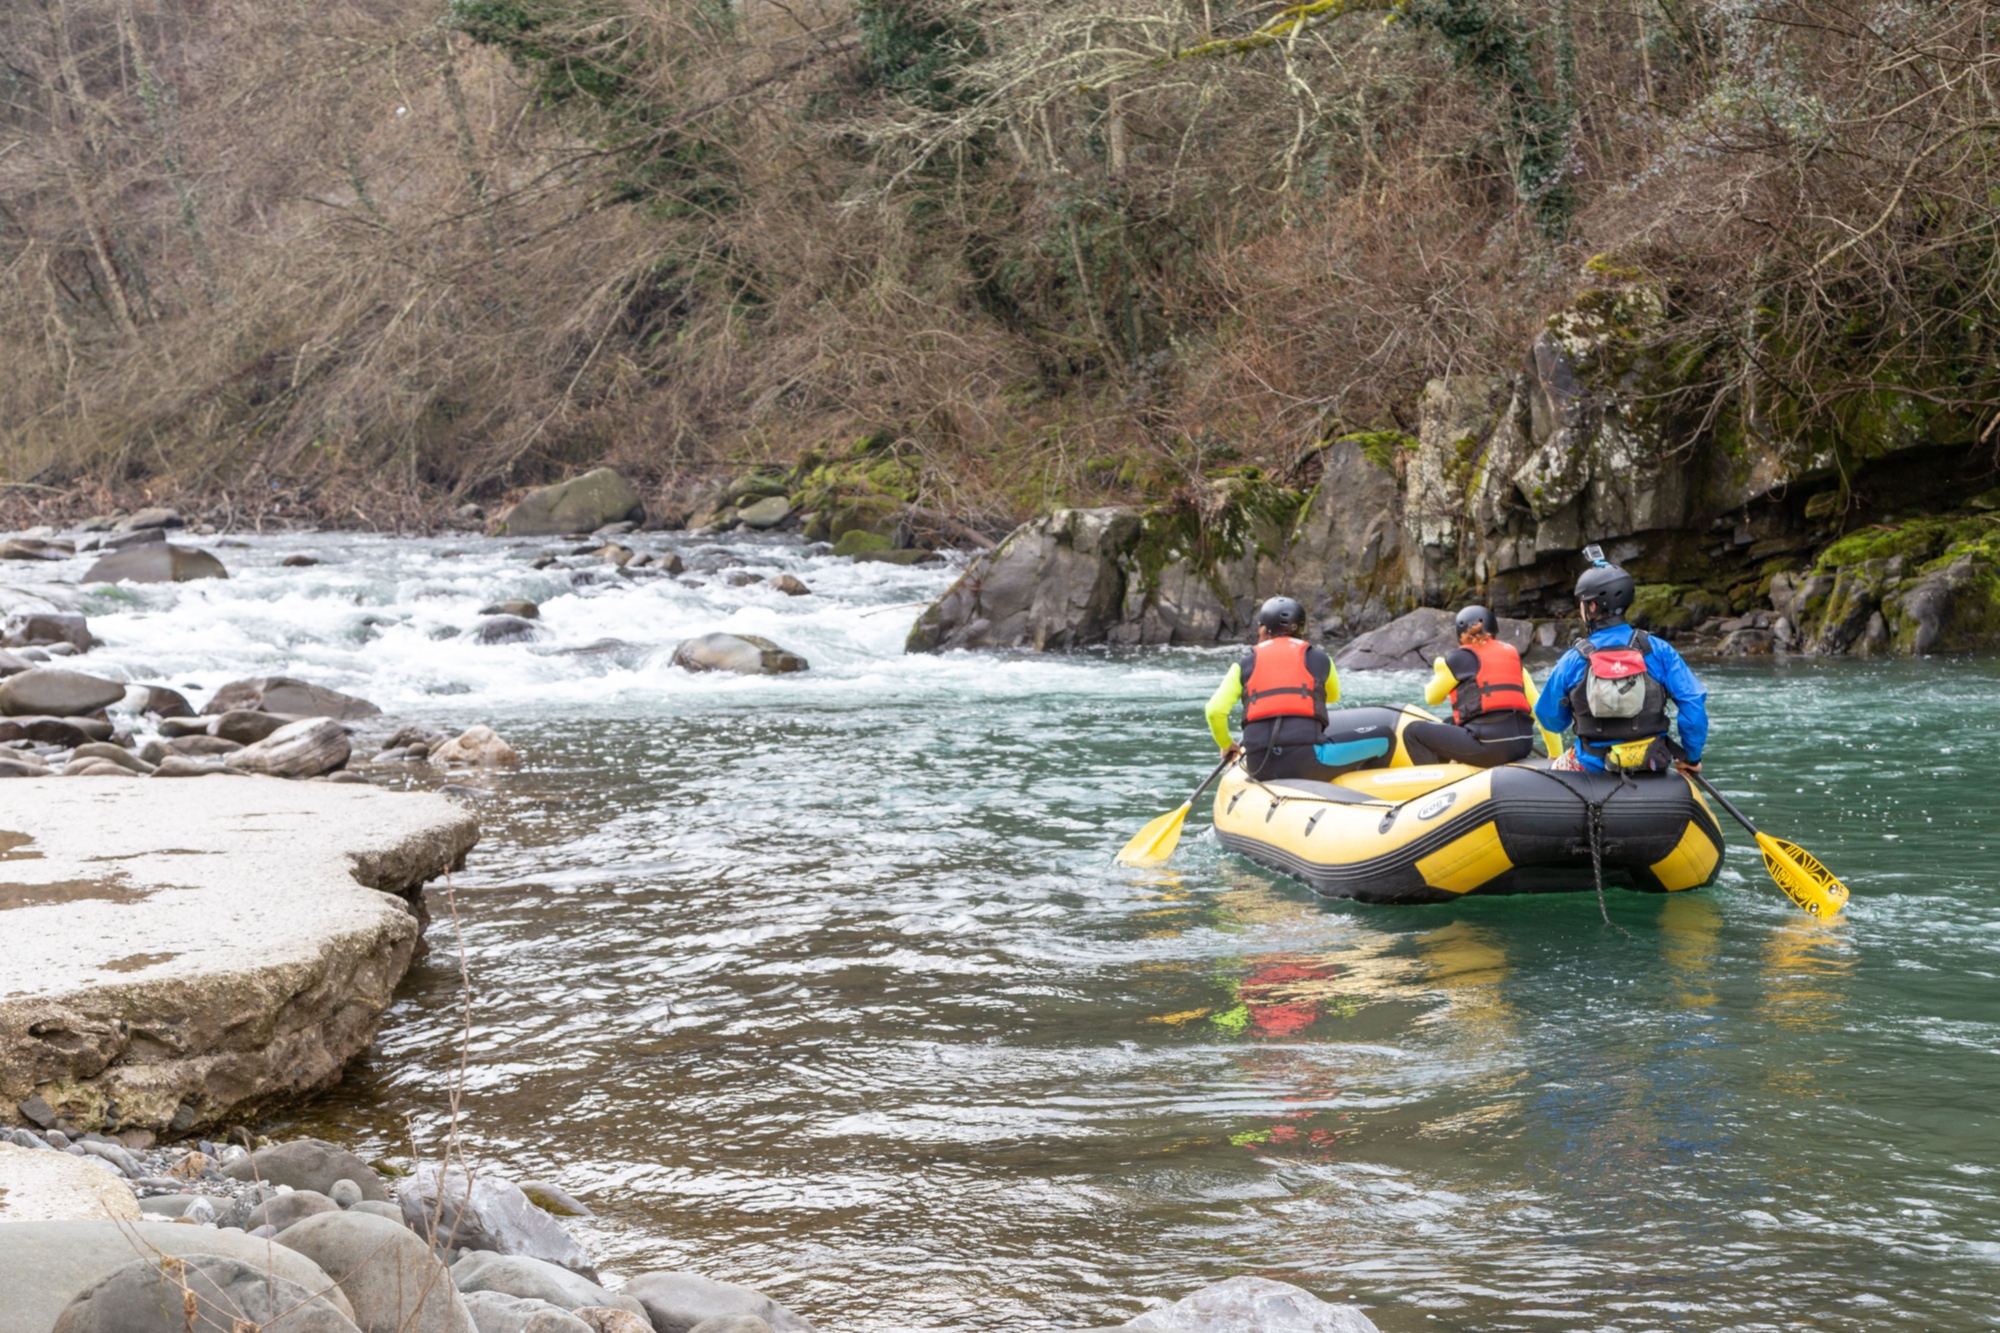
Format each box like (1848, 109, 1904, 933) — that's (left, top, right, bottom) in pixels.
(1629, 628, 1652, 656)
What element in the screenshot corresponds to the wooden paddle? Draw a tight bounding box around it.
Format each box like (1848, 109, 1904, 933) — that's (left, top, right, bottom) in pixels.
(1688, 770, 1850, 918)
(1115, 752, 1237, 868)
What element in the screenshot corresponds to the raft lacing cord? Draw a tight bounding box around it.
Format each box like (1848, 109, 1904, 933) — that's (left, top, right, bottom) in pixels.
(1521, 764, 1633, 934)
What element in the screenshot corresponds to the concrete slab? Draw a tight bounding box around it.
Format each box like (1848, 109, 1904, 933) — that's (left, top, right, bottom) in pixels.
(0, 781, 478, 1133)
(0, 1141, 142, 1221)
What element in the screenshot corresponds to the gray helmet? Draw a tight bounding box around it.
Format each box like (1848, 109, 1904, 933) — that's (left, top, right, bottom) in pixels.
(1575, 561, 1636, 619)
(1256, 596, 1306, 636)
(1454, 605, 1497, 638)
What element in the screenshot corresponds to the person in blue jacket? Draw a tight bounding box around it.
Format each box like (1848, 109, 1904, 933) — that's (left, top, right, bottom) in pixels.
(1534, 553, 1708, 774)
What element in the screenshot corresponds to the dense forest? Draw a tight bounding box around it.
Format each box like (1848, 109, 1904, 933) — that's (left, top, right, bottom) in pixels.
(2, 0, 1996, 528)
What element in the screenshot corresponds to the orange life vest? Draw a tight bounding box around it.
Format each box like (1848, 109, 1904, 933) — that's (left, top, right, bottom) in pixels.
(1450, 638, 1530, 724)
(1243, 636, 1322, 722)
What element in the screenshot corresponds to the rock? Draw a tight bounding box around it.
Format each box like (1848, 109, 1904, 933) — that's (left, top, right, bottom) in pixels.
(1121, 1277, 1378, 1332)
(283, 554, 322, 567)
(907, 508, 1138, 652)
(210, 709, 293, 745)
(0, 784, 478, 1132)
(450, 1252, 639, 1315)
(400, 1163, 595, 1276)
(655, 552, 686, 576)
(351, 1199, 404, 1222)
(669, 633, 808, 675)
(0, 648, 32, 677)
(81, 543, 227, 583)
(203, 676, 379, 719)
(68, 742, 153, 775)
(221, 1138, 391, 1203)
(477, 616, 540, 645)
(619, 1274, 817, 1333)
(136, 1191, 211, 1217)
(0, 1141, 142, 1221)
(0, 668, 127, 717)
(479, 601, 540, 619)
(279, 1209, 478, 1333)
(516, 1180, 592, 1218)
(499, 470, 645, 537)
(330, 1178, 364, 1208)
(1332, 607, 1536, 672)
(246, 1187, 341, 1232)
(687, 1319, 775, 1333)
(140, 685, 194, 717)
(0, 715, 112, 745)
(851, 548, 938, 565)
(225, 716, 352, 777)
(457, 503, 486, 520)
(115, 507, 184, 532)
(63, 758, 137, 778)
(593, 544, 635, 567)
(573, 1311, 651, 1333)
(461, 1292, 591, 1333)
(52, 1253, 361, 1333)
(0, 755, 49, 777)
(0, 539, 71, 561)
(384, 725, 447, 753)
(831, 529, 892, 557)
(721, 570, 761, 586)
(736, 495, 793, 529)
(0, 1220, 356, 1333)
(101, 527, 168, 550)
(429, 725, 519, 767)
(151, 753, 232, 777)
(766, 575, 810, 596)
(3, 612, 93, 651)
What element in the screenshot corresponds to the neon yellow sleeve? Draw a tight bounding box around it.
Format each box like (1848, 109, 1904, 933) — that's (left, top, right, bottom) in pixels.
(1423, 655, 1455, 707)
(1206, 663, 1243, 750)
(1522, 665, 1541, 708)
(1325, 660, 1340, 706)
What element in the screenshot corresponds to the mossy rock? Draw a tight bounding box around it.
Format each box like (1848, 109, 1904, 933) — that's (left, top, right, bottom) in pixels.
(722, 472, 789, 504)
(834, 530, 893, 557)
(1629, 583, 1696, 632)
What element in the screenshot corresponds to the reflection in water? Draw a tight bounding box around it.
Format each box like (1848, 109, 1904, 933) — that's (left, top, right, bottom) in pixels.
(1658, 891, 1722, 1010)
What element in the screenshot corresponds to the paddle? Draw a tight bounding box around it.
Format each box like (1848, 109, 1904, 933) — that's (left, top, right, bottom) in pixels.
(1115, 751, 1237, 867)
(1687, 769, 1850, 918)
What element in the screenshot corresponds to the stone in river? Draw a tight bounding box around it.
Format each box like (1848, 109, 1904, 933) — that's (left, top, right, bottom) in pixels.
(160, 716, 213, 738)
(69, 742, 155, 775)
(0, 538, 71, 560)
(222, 1136, 391, 1202)
(283, 554, 322, 567)
(430, 725, 519, 767)
(451, 1252, 639, 1315)
(140, 684, 194, 717)
(401, 1163, 596, 1276)
(245, 1187, 339, 1233)
(461, 1292, 591, 1333)
(0, 714, 113, 745)
(669, 633, 808, 676)
(497, 469, 645, 537)
(852, 548, 939, 565)
(279, 1209, 478, 1333)
(479, 600, 540, 619)
(736, 495, 793, 529)
(225, 716, 353, 778)
(3, 612, 93, 651)
(214, 709, 296, 745)
(151, 753, 232, 777)
(51, 1253, 360, 1333)
(477, 615, 540, 645)
(114, 507, 184, 531)
(0, 648, 32, 677)
(0, 667, 127, 717)
(619, 1274, 818, 1333)
(655, 552, 685, 576)
(101, 527, 167, 550)
(722, 570, 761, 587)
(82, 543, 227, 583)
(687, 1319, 775, 1333)
(767, 575, 810, 596)
(204, 675, 380, 719)
(1121, 1277, 1379, 1332)
(517, 1179, 592, 1217)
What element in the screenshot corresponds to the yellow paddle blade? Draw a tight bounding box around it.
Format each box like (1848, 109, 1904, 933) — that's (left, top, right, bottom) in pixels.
(1756, 831, 1850, 918)
(1116, 802, 1193, 867)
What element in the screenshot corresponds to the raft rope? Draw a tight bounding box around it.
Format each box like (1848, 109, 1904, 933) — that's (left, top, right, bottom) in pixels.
(1521, 764, 1634, 933)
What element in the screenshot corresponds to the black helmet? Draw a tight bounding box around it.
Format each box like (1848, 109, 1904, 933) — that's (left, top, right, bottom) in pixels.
(1574, 561, 1636, 620)
(1256, 595, 1306, 636)
(1454, 605, 1497, 638)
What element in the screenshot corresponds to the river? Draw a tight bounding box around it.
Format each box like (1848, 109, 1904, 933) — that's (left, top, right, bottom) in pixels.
(13, 530, 1997, 1331)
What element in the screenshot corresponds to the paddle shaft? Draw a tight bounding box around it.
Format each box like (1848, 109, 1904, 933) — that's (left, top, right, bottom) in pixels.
(1687, 769, 1759, 838)
(1184, 750, 1237, 810)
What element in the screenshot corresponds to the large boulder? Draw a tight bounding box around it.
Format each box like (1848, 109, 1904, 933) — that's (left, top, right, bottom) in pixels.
(52, 1254, 360, 1333)
(1332, 607, 1536, 672)
(736, 495, 793, 529)
(203, 676, 380, 719)
(450, 1253, 643, 1318)
(280, 1209, 478, 1333)
(0, 668, 126, 718)
(0, 1141, 141, 1222)
(461, 1292, 591, 1333)
(225, 716, 352, 778)
(0, 1220, 355, 1333)
(907, 507, 1138, 652)
(499, 470, 645, 537)
(3, 613, 93, 651)
(399, 1163, 595, 1277)
(619, 1274, 817, 1333)
(670, 634, 808, 675)
(81, 543, 227, 583)
(1120, 1277, 1378, 1332)
(115, 507, 184, 532)
(0, 715, 112, 745)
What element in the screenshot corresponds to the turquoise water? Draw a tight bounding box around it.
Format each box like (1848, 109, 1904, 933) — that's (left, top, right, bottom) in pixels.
(25, 533, 1991, 1330)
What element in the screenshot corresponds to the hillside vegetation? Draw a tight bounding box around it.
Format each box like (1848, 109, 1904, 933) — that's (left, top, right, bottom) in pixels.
(2, 0, 1996, 528)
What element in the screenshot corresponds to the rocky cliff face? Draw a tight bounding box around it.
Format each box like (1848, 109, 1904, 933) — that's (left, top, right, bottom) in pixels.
(911, 267, 2000, 660)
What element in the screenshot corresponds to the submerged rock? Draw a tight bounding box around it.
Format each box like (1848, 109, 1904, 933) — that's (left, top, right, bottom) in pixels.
(430, 725, 520, 767)
(767, 575, 810, 596)
(0, 667, 127, 717)
(1120, 1276, 1378, 1332)
(225, 716, 352, 778)
(499, 469, 645, 537)
(204, 675, 380, 719)
(670, 633, 808, 675)
(3, 611, 93, 650)
(480, 600, 540, 619)
(477, 615, 540, 645)
(82, 543, 227, 583)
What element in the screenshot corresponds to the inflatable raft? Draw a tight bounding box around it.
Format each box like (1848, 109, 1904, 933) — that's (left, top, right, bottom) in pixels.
(1214, 707, 1725, 903)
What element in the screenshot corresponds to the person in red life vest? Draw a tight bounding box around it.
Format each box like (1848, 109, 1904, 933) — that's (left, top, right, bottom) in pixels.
(1403, 605, 1545, 767)
(1204, 596, 1355, 781)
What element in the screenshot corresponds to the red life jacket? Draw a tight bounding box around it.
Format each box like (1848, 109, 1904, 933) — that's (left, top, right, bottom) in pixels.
(1450, 638, 1530, 724)
(1242, 636, 1322, 722)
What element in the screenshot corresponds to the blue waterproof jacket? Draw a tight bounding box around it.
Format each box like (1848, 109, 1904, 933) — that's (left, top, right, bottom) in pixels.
(1533, 622, 1709, 770)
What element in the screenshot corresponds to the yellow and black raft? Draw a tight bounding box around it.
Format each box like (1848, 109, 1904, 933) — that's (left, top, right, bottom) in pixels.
(1214, 707, 1725, 904)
